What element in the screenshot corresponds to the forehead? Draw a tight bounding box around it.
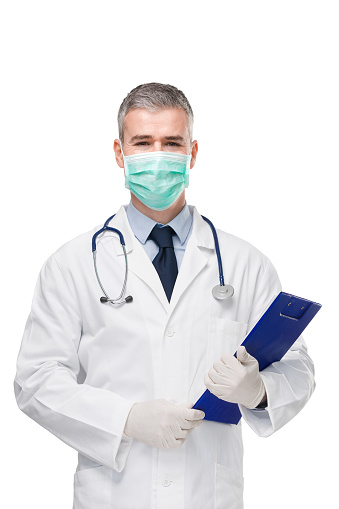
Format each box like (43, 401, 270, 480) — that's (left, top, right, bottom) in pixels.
(123, 108, 190, 139)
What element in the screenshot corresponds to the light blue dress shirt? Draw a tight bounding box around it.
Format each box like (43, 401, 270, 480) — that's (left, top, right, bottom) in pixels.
(124, 200, 193, 270)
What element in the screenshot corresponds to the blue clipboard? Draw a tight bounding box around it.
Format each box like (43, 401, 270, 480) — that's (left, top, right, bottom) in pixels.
(193, 292, 321, 425)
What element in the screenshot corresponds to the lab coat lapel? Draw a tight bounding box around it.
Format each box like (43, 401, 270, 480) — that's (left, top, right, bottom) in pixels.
(108, 204, 215, 315)
(168, 206, 215, 313)
(109, 205, 170, 312)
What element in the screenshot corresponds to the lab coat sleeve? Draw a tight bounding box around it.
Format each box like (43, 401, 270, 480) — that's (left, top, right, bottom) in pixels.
(14, 254, 135, 472)
(238, 257, 316, 437)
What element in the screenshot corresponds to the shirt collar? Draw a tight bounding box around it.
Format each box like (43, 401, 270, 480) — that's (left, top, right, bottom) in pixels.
(125, 200, 192, 245)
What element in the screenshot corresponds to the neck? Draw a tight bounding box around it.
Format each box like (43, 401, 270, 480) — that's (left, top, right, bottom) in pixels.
(130, 192, 186, 224)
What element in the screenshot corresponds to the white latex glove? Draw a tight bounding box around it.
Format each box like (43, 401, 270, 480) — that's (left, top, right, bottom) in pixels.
(123, 399, 205, 449)
(204, 346, 266, 409)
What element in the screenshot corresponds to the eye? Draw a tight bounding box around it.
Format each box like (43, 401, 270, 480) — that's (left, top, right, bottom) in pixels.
(166, 142, 180, 146)
(135, 141, 150, 146)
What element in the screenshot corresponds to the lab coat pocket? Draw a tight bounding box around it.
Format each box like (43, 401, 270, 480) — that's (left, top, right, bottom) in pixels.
(74, 465, 106, 486)
(207, 317, 248, 371)
(215, 463, 244, 509)
(73, 465, 112, 509)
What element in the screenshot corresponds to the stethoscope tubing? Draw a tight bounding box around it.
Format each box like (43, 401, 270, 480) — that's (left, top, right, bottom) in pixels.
(92, 213, 230, 304)
(92, 220, 123, 252)
(92, 215, 131, 304)
(201, 215, 224, 287)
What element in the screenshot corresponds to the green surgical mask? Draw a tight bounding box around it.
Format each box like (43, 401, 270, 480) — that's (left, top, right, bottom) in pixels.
(122, 148, 191, 211)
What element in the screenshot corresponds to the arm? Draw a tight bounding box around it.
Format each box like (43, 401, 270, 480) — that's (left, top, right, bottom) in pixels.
(238, 258, 316, 437)
(14, 254, 135, 471)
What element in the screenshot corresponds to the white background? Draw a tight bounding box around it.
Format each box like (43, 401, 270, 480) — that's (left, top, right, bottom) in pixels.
(1, 1, 338, 507)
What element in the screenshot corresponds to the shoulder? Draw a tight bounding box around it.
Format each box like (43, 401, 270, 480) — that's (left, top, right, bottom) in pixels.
(193, 205, 275, 273)
(47, 224, 103, 273)
(215, 227, 281, 293)
(216, 228, 270, 267)
(213, 227, 282, 308)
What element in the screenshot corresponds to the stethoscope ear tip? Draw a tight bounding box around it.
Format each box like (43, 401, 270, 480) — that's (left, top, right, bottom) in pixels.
(100, 295, 133, 304)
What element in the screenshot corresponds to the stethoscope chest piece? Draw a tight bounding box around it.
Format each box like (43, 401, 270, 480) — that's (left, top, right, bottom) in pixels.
(212, 284, 234, 300)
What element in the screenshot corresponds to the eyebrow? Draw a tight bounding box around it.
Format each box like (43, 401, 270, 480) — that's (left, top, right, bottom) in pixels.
(130, 135, 185, 143)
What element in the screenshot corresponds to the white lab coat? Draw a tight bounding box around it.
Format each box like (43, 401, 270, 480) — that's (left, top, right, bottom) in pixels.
(14, 204, 315, 509)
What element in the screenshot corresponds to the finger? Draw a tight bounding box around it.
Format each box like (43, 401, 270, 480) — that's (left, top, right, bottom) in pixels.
(236, 345, 257, 365)
(205, 370, 232, 392)
(213, 359, 228, 374)
(191, 420, 203, 429)
(174, 424, 188, 439)
(236, 345, 249, 362)
(208, 369, 229, 385)
(220, 353, 244, 371)
(173, 437, 186, 448)
(181, 418, 204, 430)
(206, 382, 232, 400)
(204, 371, 214, 388)
(183, 407, 205, 421)
(174, 426, 197, 447)
(207, 365, 234, 385)
(163, 437, 171, 449)
(207, 367, 219, 384)
(219, 351, 238, 366)
(182, 427, 196, 439)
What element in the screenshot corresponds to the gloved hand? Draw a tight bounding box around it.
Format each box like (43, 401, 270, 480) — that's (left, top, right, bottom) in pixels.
(123, 399, 205, 449)
(204, 346, 266, 409)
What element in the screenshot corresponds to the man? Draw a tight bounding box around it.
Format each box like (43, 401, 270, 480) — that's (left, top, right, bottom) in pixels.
(14, 83, 315, 509)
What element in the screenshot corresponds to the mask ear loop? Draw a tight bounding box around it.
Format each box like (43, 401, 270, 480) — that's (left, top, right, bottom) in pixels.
(120, 140, 127, 175)
(121, 141, 130, 190)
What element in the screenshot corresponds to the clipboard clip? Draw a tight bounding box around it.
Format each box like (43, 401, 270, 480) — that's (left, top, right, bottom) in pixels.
(280, 297, 311, 320)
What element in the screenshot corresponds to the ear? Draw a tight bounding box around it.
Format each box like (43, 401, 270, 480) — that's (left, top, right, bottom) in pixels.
(113, 139, 124, 169)
(190, 140, 198, 169)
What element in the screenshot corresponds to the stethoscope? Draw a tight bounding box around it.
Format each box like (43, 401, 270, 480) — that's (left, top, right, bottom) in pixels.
(92, 213, 234, 305)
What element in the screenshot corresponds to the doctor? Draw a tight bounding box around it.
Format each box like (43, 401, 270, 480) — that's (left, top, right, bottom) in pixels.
(14, 83, 315, 509)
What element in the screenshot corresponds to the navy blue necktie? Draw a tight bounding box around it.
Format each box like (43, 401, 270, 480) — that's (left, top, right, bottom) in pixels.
(148, 225, 178, 302)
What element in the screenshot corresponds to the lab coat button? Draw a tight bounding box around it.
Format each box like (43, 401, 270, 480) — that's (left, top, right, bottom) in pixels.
(162, 478, 171, 487)
(166, 329, 175, 337)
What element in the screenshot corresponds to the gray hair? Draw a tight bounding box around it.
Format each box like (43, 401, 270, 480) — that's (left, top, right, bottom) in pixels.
(118, 82, 194, 143)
